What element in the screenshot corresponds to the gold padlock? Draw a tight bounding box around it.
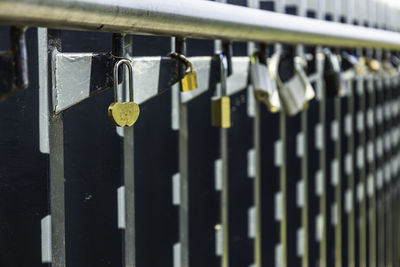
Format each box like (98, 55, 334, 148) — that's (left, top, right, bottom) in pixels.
(211, 96, 231, 128)
(181, 61, 198, 92)
(367, 59, 381, 72)
(169, 52, 198, 92)
(108, 59, 140, 127)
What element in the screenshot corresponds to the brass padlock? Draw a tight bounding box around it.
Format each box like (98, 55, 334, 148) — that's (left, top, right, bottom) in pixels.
(169, 52, 198, 92)
(108, 59, 140, 127)
(212, 52, 231, 128)
(354, 57, 368, 76)
(181, 60, 198, 92)
(211, 96, 231, 128)
(367, 58, 381, 72)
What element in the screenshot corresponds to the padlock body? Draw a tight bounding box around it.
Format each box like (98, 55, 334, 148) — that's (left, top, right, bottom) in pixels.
(108, 101, 140, 127)
(250, 63, 269, 92)
(368, 59, 381, 72)
(251, 62, 280, 112)
(211, 96, 231, 128)
(324, 70, 343, 97)
(181, 71, 198, 92)
(280, 72, 315, 116)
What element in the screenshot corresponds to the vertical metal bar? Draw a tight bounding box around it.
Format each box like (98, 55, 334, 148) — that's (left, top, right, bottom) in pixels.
(179, 100, 189, 267)
(38, 28, 49, 155)
(333, 88, 342, 267)
(318, 50, 327, 267)
(385, 58, 393, 267)
(395, 62, 400, 267)
(281, 1, 303, 265)
(275, 0, 287, 265)
(173, 36, 189, 267)
(354, 49, 367, 267)
(169, 42, 189, 262)
(301, 92, 309, 267)
(257, 3, 282, 267)
(323, 5, 337, 265)
(344, 2, 356, 267)
(375, 3, 385, 266)
(388, 9, 396, 267)
(356, 2, 369, 265)
(376, 62, 385, 267)
(358, 72, 367, 267)
(386, 72, 393, 267)
(46, 29, 66, 267)
(279, 95, 287, 267)
(347, 77, 356, 267)
(49, 113, 65, 267)
(283, 1, 309, 267)
(246, 1, 261, 267)
(382, 4, 393, 266)
(366, 1, 377, 265)
(112, 33, 136, 267)
(220, 52, 229, 267)
(330, 2, 343, 267)
(213, 5, 228, 264)
(397, 32, 400, 263)
(123, 125, 135, 267)
(391, 71, 399, 267)
(367, 67, 377, 267)
(317, 0, 327, 264)
(297, 1, 309, 266)
(304, 2, 321, 266)
(392, 58, 397, 267)
(254, 96, 261, 267)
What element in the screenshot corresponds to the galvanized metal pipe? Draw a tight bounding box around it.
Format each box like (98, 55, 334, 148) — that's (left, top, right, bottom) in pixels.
(1, 0, 400, 50)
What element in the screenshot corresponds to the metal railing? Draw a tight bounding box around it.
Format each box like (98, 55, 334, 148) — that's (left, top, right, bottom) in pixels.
(0, 0, 400, 50)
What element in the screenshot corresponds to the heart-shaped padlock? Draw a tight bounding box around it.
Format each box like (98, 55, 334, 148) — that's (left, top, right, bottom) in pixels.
(108, 59, 140, 127)
(108, 102, 140, 127)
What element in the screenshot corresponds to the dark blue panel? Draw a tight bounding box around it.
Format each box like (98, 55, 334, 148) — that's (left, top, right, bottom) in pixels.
(0, 27, 48, 267)
(134, 89, 179, 267)
(228, 90, 254, 267)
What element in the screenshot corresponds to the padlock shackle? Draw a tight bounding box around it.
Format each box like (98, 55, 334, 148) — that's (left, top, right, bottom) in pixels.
(185, 61, 194, 73)
(251, 50, 267, 65)
(113, 59, 134, 102)
(216, 52, 228, 97)
(168, 52, 192, 72)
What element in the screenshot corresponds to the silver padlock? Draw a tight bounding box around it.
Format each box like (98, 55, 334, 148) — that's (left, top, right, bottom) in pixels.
(250, 54, 280, 112)
(268, 52, 315, 116)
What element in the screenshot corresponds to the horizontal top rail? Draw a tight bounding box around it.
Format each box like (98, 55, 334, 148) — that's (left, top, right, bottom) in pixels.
(1, 0, 400, 50)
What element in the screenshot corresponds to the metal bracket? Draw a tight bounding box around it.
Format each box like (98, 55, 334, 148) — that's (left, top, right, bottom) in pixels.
(52, 52, 252, 112)
(52, 53, 187, 113)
